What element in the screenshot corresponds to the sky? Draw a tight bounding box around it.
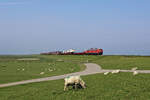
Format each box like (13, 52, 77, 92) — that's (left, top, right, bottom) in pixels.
(0, 0, 150, 55)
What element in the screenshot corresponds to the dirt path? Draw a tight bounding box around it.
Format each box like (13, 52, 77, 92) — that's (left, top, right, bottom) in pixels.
(1, 63, 150, 88)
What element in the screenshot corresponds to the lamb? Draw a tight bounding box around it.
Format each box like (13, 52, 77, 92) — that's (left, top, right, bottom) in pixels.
(131, 67, 138, 71)
(111, 69, 120, 74)
(104, 72, 109, 75)
(133, 71, 138, 75)
(40, 72, 44, 75)
(64, 75, 86, 91)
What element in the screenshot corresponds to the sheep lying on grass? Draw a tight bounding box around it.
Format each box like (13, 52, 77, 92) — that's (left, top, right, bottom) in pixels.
(111, 69, 120, 74)
(133, 71, 138, 75)
(131, 67, 138, 71)
(64, 75, 86, 91)
(40, 72, 45, 75)
(104, 72, 109, 75)
(131, 67, 138, 75)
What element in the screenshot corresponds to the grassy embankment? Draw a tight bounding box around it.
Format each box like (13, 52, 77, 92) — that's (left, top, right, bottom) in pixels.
(40, 55, 150, 70)
(94, 55, 150, 70)
(39, 55, 150, 70)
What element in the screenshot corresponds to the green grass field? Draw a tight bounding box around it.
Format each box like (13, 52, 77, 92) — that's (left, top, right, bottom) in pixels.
(94, 55, 150, 70)
(1, 73, 150, 100)
(0, 55, 85, 84)
(1, 55, 150, 100)
(39, 55, 150, 70)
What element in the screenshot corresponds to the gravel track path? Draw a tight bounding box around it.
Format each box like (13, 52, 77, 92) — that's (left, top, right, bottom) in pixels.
(1, 63, 150, 88)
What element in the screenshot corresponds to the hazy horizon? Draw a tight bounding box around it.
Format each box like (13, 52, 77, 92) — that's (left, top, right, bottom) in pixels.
(0, 0, 150, 55)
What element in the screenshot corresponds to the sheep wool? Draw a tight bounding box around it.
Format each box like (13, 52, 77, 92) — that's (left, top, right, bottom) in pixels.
(133, 71, 138, 75)
(104, 72, 109, 75)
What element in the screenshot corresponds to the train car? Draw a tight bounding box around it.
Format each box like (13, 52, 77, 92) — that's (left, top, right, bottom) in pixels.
(40, 51, 62, 55)
(61, 49, 75, 55)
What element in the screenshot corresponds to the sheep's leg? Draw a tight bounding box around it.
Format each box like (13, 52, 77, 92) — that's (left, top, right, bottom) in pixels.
(75, 83, 78, 90)
(64, 85, 67, 91)
(80, 82, 86, 89)
(64, 85, 66, 91)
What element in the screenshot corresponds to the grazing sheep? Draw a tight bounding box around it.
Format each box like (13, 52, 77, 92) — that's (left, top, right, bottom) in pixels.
(111, 69, 120, 74)
(133, 71, 138, 75)
(131, 67, 138, 71)
(104, 72, 109, 75)
(64, 76, 86, 91)
(40, 72, 45, 75)
(48, 68, 53, 72)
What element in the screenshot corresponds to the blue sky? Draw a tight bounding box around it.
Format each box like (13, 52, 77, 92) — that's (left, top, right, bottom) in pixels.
(0, 0, 150, 54)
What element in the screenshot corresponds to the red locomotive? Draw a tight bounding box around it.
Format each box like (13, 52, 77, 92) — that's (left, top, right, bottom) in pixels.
(83, 48, 103, 55)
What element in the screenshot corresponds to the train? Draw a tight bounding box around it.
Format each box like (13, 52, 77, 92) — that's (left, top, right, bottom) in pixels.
(40, 48, 103, 55)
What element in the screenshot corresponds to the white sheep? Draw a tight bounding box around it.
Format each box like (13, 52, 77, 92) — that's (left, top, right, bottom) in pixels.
(48, 68, 53, 72)
(64, 75, 86, 91)
(40, 72, 45, 75)
(104, 72, 109, 75)
(111, 69, 120, 74)
(133, 71, 138, 75)
(131, 67, 138, 71)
